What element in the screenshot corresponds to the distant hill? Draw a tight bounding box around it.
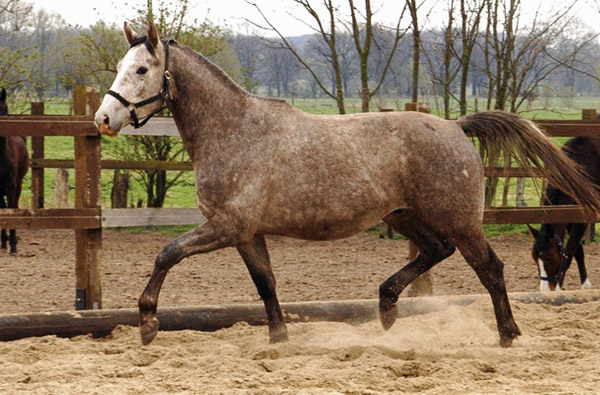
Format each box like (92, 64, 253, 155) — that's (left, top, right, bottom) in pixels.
(287, 34, 313, 48)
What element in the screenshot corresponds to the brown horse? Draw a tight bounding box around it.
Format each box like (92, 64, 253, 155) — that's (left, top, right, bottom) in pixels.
(95, 23, 600, 348)
(529, 136, 600, 291)
(0, 88, 28, 254)
(0, 88, 29, 254)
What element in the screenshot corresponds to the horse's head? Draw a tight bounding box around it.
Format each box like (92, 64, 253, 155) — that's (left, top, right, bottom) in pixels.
(528, 225, 566, 291)
(0, 88, 8, 116)
(95, 22, 170, 136)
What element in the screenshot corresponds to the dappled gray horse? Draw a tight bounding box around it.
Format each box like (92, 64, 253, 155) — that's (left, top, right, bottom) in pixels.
(95, 23, 600, 348)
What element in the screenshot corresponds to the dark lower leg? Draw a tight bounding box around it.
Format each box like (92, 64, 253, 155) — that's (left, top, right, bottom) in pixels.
(463, 240, 520, 347)
(379, 212, 455, 330)
(237, 235, 288, 343)
(138, 222, 233, 345)
(1, 229, 7, 250)
(0, 196, 5, 250)
(564, 225, 587, 285)
(8, 229, 16, 254)
(574, 245, 588, 285)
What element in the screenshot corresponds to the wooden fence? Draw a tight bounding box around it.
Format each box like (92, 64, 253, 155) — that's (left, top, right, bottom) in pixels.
(1, 99, 600, 311)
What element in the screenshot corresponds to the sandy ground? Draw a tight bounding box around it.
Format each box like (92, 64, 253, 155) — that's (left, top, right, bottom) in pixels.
(1, 229, 600, 394)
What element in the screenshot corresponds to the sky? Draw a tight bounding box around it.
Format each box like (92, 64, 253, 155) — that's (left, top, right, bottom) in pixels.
(28, 0, 600, 37)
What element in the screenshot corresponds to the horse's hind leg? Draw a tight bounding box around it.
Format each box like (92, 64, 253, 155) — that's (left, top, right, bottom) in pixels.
(0, 195, 6, 250)
(138, 221, 235, 345)
(237, 235, 288, 343)
(6, 184, 19, 254)
(379, 211, 456, 330)
(455, 235, 521, 347)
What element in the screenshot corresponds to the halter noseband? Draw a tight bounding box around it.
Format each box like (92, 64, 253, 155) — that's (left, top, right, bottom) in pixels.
(107, 38, 173, 129)
(538, 234, 570, 284)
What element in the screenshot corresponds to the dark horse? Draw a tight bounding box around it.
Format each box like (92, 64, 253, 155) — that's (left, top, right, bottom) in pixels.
(95, 23, 600, 348)
(0, 88, 29, 254)
(529, 136, 600, 291)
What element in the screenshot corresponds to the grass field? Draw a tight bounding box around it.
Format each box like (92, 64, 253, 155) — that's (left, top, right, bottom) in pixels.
(13, 94, 600, 237)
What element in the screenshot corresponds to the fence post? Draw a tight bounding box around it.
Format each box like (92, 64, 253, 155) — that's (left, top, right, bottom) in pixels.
(30, 102, 45, 210)
(74, 85, 102, 310)
(54, 169, 69, 208)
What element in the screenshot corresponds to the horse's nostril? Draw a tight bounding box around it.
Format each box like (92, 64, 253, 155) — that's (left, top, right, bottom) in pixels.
(102, 115, 110, 125)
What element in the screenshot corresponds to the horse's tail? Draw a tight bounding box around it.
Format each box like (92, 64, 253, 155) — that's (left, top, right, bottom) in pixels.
(457, 110, 600, 217)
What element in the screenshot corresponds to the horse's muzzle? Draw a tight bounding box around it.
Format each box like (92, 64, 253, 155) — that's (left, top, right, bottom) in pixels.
(96, 114, 119, 137)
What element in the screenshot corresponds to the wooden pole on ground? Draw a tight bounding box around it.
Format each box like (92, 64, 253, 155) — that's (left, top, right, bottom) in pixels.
(74, 85, 102, 310)
(2, 290, 599, 341)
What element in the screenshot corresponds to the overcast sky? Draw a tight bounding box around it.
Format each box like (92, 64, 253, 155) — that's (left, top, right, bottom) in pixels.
(29, 0, 600, 37)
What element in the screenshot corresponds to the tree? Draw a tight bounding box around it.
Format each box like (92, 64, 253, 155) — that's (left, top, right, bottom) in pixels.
(457, 0, 485, 115)
(249, 0, 406, 113)
(229, 27, 264, 93)
(0, 0, 34, 96)
(248, 0, 347, 113)
(345, 0, 406, 112)
(31, 9, 62, 99)
(63, 21, 127, 89)
(260, 41, 301, 96)
(422, 1, 459, 119)
(406, 0, 422, 103)
(482, 0, 585, 113)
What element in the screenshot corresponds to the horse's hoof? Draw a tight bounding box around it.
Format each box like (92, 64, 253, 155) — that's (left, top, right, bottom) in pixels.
(582, 278, 593, 290)
(269, 325, 289, 343)
(499, 336, 514, 348)
(139, 316, 159, 345)
(499, 327, 521, 348)
(379, 299, 398, 331)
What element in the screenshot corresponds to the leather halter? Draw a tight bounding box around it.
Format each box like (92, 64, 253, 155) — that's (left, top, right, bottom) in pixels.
(107, 38, 173, 129)
(538, 234, 570, 284)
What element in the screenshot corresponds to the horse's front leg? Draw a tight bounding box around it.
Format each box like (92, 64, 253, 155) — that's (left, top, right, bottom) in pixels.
(237, 235, 288, 343)
(138, 220, 235, 345)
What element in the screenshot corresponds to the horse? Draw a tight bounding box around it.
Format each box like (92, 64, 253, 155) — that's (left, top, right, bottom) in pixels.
(95, 23, 600, 348)
(0, 88, 28, 255)
(528, 136, 600, 292)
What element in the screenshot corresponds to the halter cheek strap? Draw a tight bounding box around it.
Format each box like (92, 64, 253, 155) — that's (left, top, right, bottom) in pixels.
(538, 234, 571, 284)
(107, 38, 174, 129)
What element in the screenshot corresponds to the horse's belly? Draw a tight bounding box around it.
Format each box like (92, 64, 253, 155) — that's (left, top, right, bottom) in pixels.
(259, 195, 402, 241)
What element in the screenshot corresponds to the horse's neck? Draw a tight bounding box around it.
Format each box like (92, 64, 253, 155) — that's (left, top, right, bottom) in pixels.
(167, 45, 252, 157)
(544, 186, 571, 206)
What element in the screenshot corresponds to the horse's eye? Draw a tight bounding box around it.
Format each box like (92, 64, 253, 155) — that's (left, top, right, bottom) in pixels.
(136, 66, 148, 75)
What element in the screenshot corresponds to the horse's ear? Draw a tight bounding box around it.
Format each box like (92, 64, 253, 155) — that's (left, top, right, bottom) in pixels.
(147, 22, 159, 48)
(124, 22, 137, 45)
(0, 88, 5, 103)
(527, 225, 540, 240)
